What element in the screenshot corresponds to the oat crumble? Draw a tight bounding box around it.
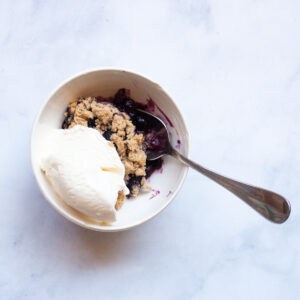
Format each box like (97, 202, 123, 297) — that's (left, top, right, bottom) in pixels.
(62, 94, 149, 208)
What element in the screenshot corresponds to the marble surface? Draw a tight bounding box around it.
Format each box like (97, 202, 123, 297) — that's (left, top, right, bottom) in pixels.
(1, 0, 300, 299)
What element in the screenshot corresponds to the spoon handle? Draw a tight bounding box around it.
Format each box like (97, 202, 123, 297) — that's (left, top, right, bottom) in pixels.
(171, 148, 291, 223)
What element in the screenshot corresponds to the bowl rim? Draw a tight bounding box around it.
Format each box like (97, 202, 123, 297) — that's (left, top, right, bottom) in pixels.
(31, 67, 190, 232)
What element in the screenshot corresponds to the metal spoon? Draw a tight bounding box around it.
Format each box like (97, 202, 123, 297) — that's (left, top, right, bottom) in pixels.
(140, 110, 291, 224)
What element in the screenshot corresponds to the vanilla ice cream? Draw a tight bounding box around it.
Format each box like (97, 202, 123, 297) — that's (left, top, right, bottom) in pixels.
(40, 125, 129, 223)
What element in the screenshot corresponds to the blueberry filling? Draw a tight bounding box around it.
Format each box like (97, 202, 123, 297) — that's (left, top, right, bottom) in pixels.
(144, 130, 168, 152)
(146, 159, 163, 178)
(127, 174, 143, 195)
(87, 117, 97, 128)
(62, 108, 73, 129)
(108, 89, 165, 179)
(103, 130, 114, 141)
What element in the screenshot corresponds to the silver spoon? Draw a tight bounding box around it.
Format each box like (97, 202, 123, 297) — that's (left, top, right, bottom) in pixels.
(140, 110, 291, 224)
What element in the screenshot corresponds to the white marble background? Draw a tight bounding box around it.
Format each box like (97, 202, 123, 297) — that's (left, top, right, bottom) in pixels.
(1, 0, 300, 299)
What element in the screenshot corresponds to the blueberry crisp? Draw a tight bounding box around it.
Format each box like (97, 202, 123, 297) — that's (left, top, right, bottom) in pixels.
(62, 89, 163, 208)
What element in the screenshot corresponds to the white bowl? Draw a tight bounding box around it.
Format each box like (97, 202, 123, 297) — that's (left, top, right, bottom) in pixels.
(31, 69, 189, 232)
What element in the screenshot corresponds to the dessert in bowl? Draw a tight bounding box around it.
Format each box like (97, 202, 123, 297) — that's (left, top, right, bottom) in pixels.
(31, 69, 189, 231)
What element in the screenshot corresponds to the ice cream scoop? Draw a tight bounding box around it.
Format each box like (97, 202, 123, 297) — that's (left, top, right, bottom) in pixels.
(40, 125, 129, 223)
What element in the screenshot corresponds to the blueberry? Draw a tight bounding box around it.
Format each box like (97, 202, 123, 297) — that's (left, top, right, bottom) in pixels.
(145, 158, 163, 178)
(103, 130, 113, 140)
(87, 117, 97, 128)
(113, 89, 137, 112)
(145, 129, 168, 151)
(124, 98, 135, 110)
(62, 108, 73, 129)
(128, 111, 136, 119)
(145, 165, 152, 178)
(133, 114, 147, 130)
(136, 115, 146, 125)
(113, 102, 126, 112)
(115, 88, 129, 100)
(114, 89, 128, 108)
(150, 136, 160, 149)
(126, 175, 142, 194)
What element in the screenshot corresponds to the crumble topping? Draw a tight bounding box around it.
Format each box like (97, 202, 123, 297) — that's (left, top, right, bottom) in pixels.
(62, 96, 148, 205)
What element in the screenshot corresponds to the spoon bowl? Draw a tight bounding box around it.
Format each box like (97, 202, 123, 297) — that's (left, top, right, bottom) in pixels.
(136, 109, 171, 161)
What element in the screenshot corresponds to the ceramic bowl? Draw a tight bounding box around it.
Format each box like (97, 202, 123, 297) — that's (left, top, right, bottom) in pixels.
(31, 69, 189, 231)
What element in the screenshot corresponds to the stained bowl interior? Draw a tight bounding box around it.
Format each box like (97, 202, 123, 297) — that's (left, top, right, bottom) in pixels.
(31, 69, 189, 231)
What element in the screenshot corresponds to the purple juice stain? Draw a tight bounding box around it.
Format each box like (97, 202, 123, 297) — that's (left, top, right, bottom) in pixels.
(146, 98, 156, 112)
(146, 98, 174, 127)
(167, 191, 173, 197)
(175, 139, 181, 149)
(150, 189, 160, 199)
